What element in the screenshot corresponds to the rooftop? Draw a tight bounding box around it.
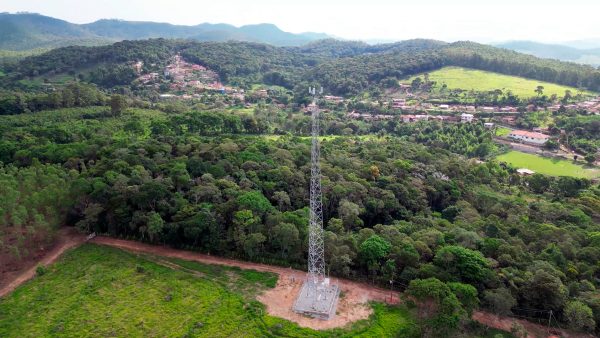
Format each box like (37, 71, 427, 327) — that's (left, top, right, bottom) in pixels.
(509, 130, 549, 139)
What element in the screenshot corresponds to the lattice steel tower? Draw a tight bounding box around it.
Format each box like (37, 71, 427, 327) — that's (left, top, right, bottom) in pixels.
(307, 86, 325, 290)
(293, 86, 339, 320)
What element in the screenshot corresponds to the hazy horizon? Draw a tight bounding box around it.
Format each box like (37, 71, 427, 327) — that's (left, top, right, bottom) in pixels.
(2, 0, 600, 45)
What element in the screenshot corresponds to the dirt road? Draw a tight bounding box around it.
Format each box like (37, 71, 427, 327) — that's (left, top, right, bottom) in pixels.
(1, 232, 593, 336)
(0, 227, 86, 298)
(91, 236, 395, 329)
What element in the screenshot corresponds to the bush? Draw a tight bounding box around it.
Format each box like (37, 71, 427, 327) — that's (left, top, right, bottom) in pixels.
(36, 265, 48, 276)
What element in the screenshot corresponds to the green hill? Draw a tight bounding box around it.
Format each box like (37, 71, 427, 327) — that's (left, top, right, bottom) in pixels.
(406, 66, 592, 98)
(0, 13, 110, 50)
(0, 13, 329, 51)
(4, 37, 600, 96)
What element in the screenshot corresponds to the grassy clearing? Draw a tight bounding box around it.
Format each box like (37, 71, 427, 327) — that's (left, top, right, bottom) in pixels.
(495, 127, 512, 137)
(227, 107, 255, 114)
(496, 151, 600, 179)
(407, 66, 591, 98)
(0, 244, 418, 337)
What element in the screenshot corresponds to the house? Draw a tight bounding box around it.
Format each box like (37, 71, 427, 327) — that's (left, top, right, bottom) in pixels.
(392, 98, 406, 108)
(484, 122, 495, 128)
(461, 113, 474, 123)
(481, 107, 495, 113)
(508, 130, 549, 145)
(500, 106, 517, 112)
(133, 61, 143, 74)
(401, 115, 415, 122)
(516, 168, 535, 176)
(347, 111, 361, 119)
(256, 89, 268, 98)
(323, 95, 344, 103)
(500, 116, 517, 125)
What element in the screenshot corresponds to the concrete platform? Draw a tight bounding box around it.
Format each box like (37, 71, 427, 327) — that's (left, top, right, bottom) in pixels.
(292, 280, 340, 320)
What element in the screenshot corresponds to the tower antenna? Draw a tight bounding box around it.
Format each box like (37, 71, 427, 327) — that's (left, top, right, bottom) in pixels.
(293, 85, 339, 320)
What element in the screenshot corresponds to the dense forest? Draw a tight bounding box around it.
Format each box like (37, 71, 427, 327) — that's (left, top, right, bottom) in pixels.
(1, 37, 600, 336)
(3, 38, 600, 95)
(0, 101, 599, 335)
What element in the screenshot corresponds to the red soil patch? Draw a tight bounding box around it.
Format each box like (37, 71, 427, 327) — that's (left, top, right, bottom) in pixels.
(0, 227, 86, 298)
(1, 232, 593, 336)
(472, 311, 594, 338)
(91, 236, 397, 330)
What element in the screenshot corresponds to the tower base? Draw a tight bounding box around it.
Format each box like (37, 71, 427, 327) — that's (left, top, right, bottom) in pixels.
(292, 280, 340, 320)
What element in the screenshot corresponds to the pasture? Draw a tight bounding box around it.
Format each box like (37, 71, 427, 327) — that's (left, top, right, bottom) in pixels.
(0, 244, 418, 337)
(496, 150, 600, 179)
(407, 66, 590, 98)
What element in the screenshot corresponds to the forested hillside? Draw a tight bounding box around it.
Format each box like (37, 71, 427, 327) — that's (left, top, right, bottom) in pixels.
(1, 104, 599, 334)
(0, 13, 328, 50)
(1, 34, 600, 336)
(4, 38, 599, 96)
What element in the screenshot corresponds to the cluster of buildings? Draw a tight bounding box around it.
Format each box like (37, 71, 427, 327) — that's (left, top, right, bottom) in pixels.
(162, 54, 228, 92)
(133, 54, 241, 96)
(548, 97, 600, 114)
(390, 100, 522, 114)
(346, 111, 475, 123)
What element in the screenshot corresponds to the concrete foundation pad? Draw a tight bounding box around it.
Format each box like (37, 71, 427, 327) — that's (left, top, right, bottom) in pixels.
(292, 281, 340, 320)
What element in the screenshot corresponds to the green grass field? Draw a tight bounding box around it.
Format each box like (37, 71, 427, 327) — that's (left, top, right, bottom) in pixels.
(0, 244, 419, 337)
(495, 127, 512, 137)
(496, 151, 600, 179)
(407, 66, 591, 98)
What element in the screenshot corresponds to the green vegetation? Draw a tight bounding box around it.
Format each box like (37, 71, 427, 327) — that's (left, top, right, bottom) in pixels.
(0, 244, 418, 337)
(1, 35, 600, 337)
(496, 151, 600, 179)
(495, 127, 511, 137)
(555, 115, 600, 155)
(407, 67, 590, 98)
(0, 163, 77, 264)
(0, 104, 598, 336)
(4, 38, 600, 96)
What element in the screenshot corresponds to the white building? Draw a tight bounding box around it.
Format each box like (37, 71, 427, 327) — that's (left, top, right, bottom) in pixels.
(508, 130, 549, 145)
(461, 113, 474, 123)
(517, 168, 535, 175)
(484, 122, 494, 128)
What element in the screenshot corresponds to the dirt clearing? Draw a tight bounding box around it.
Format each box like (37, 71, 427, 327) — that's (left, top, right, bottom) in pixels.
(91, 236, 394, 329)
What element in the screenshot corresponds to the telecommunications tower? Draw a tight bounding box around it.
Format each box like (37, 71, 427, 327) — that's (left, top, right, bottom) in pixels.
(292, 86, 339, 320)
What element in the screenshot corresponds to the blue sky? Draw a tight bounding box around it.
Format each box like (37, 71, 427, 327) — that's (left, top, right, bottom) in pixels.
(2, 0, 600, 43)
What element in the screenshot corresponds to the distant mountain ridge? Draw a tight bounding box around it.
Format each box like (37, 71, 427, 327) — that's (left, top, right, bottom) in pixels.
(0, 13, 330, 50)
(495, 40, 600, 66)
